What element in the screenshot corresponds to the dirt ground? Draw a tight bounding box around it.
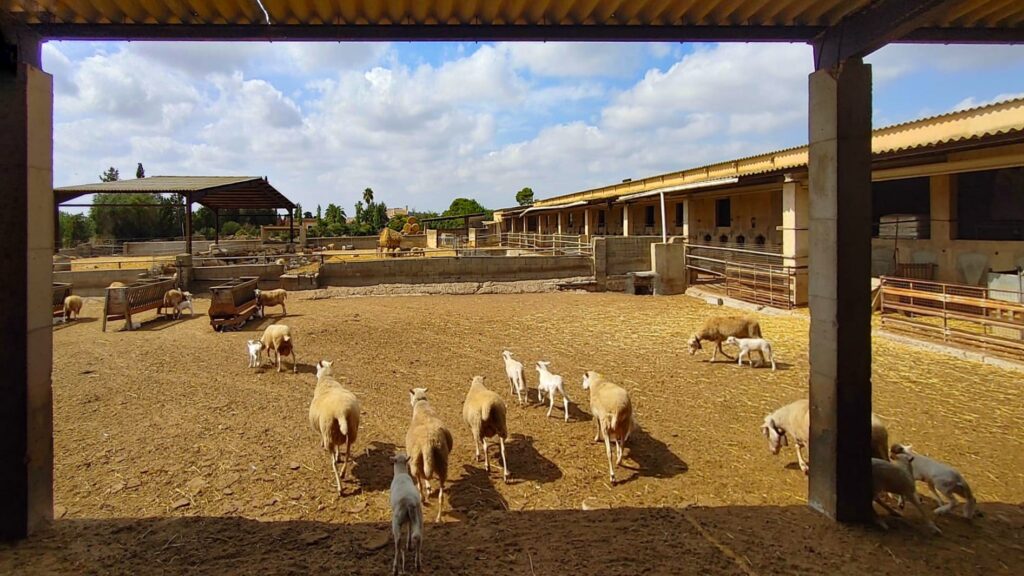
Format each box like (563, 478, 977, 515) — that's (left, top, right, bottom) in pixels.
(3, 292, 1023, 575)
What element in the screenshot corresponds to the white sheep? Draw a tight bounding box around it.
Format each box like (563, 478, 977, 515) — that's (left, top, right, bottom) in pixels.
(872, 457, 942, 534)
(582, 371, 633, 484)
(535, 361, 570, 422)
(405, 387, 454, 522)
(501, 350, 527, 405)
(390, 453, 423, 575)
(309, 360, 360, 494)
(725, 336, 776, 370)
(259, 324, 297, 373)
(890, 444, 977, 519)
(687, 316, 762, 362)
(462, 376, 509, 483)
(246, 339, 263, 368)
(762, 398, 889, 474)
(255, 288, 288, 316)
(175, 291, 194, 316)
(63, 294, 83, 321)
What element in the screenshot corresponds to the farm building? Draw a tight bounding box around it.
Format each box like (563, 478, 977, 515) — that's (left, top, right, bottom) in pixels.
(494, 98, 1024, 307)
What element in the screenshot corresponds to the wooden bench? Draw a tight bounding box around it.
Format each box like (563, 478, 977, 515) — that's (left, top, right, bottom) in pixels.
(52, 282, 73, 317)
(102, 277, 177, 332)
(208, 276, 260, 331)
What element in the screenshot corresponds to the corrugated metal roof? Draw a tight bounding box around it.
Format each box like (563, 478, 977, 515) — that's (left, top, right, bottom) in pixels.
(530, 97, 1024, 208)
(6, 1, 1022, 38)
(55, 176, 295, 210)
(55, 176, 259, 193)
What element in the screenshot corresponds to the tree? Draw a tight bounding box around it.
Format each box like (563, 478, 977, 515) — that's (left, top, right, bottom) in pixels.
(303, 211, 313, 219)
(221, 221, 242, 237)
(293, 203, 302, 222)
(58, 212, 94, 248)
(136, 163, 145, 179)
(516, 187, 534, 206)
(363, 187, 374, 206)
(444, 198, 489, 217)
(90, 192, 177, 240)
(100, 167, 120, 182)
(324, 203, 346, 225)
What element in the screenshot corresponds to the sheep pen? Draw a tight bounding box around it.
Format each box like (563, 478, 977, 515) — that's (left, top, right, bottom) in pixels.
(19, 292, 1024, 575)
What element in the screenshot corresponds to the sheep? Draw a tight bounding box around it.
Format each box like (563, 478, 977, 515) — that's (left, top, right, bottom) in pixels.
(535, 361, 570, 422)
(308, 360, 360, 494)
(462, 376, 509, 483)
(255, 288, 288, 317)
(259, 324, 298, 373)
(175, 291, 194, 316)
(63, 294, 83, 321)
(725, 336, 776, 370)
(390, 453, 423, 575)
(687, 316, 762, 362)
(107, 281, 126, 288)
(501, 350, 527, 405)
(762, 398, 889, 474)
(246, 339, 263, 368)
(582, 371, 633, 484)
(890, 444, 977, 519)
(405, 387, 454, 522)
(872, 457, 942, 534)
(160, 288, 185, 319)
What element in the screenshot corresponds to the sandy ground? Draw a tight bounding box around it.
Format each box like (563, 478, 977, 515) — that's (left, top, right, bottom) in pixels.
(3, 292, 1023, 575)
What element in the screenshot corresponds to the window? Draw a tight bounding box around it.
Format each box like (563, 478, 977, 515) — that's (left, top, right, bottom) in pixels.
(715, 198, 731, 227)
(871, 177, 930, 239)
(958, 168, 1024, 240)
(674, 203, 684, 226)
(598, 210, 606, 227)
(644, 205, 656, 227)
(567, 212, 574, 227)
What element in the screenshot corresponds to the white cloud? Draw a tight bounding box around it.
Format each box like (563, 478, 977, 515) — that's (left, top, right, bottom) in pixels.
(868, 44, 1024, 83)
(501, 43, 658, 78)
(952, 92, 1024, 111)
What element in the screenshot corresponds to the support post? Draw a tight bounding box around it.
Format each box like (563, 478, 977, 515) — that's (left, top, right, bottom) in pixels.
(584, 208, 591, 237)
(53, 203, 60, 251)
(557, 212, 562, 234)
(289, 210, 295, 244)
(0, 30, 54, 540)
(185, 193, 193, 255)
(622, 204, 631, 237)
(929, 174, 957, 241)
(680, 199, 691, 240)
(783, 179, 810, 306)
(807, 58, 874, 523)
(659, 192, 668, 243)
(213, 208, 219, 244)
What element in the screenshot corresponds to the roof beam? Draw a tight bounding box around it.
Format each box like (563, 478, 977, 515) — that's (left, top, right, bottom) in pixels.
(812, 0, 963, 70)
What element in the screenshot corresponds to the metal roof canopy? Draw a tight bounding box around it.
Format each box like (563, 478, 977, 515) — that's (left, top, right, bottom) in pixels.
(5, 0, 1023, 43)
(54, 176, 296, 211)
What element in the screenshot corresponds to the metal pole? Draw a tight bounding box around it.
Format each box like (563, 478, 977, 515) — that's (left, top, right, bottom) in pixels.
(185, 193, 193, 255)
(289, 209, 295, 244)
(214, 209, 220, 244)
(659, 191, 668, 243)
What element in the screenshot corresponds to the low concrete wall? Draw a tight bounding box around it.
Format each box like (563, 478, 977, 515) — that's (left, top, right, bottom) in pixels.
(871, 238, 1024, 285)
(123, 239, 263, 256)
(306, 235, 427, 250)
(192, 264, 285, 290)
(319, 256, 591, 287)
(53, 268, 150, 297)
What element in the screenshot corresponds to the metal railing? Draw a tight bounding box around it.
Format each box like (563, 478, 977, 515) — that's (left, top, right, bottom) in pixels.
(879, 276, 1024, 360)
(500, 232, 593, 257)
(684, 242, 799, 309)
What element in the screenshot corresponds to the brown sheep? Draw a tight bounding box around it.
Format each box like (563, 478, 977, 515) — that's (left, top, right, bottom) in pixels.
(687, 316, 762, 362)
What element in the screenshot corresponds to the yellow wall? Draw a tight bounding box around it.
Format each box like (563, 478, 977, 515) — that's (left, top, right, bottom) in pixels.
(687, 191, 782, 246)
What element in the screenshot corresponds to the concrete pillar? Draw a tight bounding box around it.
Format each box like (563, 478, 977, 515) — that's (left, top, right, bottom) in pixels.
(0, 30, 54, 540)
(622, 204, 631, 237)
(929, 174, 957, 241)
(807, 59, 874, 523)
(557, 212, 562, 234)
(175, 253, 193, 290)
(783, 180, 810, 306)
(651, 242, 687, 295)
(593, 236, 608, 287)
(426, 229, 439, 249)
(584, 208, 591, 237)
(680, 199, 691, 240)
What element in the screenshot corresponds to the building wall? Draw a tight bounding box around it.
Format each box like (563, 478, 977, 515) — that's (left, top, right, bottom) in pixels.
(320, 256, 591, 286)
(687, 191, 782, 246)
(871, 238, 1024, 285)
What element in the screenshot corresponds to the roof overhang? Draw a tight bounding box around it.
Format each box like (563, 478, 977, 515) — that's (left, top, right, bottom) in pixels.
(617, 178, 741, 202)
(55, 176, 295, 211)
(521, 200, 588, 215)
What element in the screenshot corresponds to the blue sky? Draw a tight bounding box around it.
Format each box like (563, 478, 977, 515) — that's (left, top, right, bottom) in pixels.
(44, 41, 1024, 215)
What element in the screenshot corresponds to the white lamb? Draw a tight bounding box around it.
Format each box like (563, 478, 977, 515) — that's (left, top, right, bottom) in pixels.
(535, 361, 570, 422)
(725, 336, 776, 370)
(890, 444, 977, 519)
(175, 291, 194, 316)
(390, 453, 423, 575)
(872, 457, 942, 534)
(246, 339, 263, 368)
(501, 350, 527, 405)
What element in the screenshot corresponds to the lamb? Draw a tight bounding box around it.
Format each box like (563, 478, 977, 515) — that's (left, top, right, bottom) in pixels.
(259, 324, 298, 373)
(63, 294, 83, 321)
(405, 387, 454, 522)
(175, 291, 194, 316)
(872, 457, 942, 534)
(535, 361, 570, 422)
(762, 398, 889, 474)
(890, 444, 977, 519)
(687, 316, 762, 362)
(246, 339, 263, 368)
(308, 360, 361, 494)
(255, 288, 288, 317)
(160, 288, 185, 319)
(501, 350, 527, 405)
(725, 336, 776, 370)
(462, 376, 509, 483)
(389, 453, 423, 575)
(582, 371, 633, 484)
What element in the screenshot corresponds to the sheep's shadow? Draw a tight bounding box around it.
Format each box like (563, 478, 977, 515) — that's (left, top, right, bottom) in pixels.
(615, 425, 688, 485)
(351, 441, 400, 493)
(504, 434, 562, 485)
(527, 395, 590, 422)
(449, 464, 508, 519)
(52, 317, 97, 330)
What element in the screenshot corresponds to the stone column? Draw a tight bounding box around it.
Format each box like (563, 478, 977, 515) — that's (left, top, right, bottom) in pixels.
(557, 212, 562, 234)
(0, 31, 54, 540)
(584, 208, 591, 237)
(807, 59, 874, 523)
(679, 199, 691, 240)
(929, 174, 957, 241)
(783, 180, 810, 305)
(622, 204, 631, 237)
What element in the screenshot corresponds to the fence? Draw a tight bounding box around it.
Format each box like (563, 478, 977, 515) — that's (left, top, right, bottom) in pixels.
(500, 233, 593, 257)
(879, 276, 1024, 360)
(684, 242, 799, 308)
(54, 255, 174, 272)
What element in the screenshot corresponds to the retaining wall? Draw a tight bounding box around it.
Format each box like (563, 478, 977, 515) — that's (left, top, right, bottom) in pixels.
(192, 264, 286, 290)
(53, 268, 150, 297)
(319, 256, 591, 287)
(306, 235, 427, 250)
(122, 239, 263, 256)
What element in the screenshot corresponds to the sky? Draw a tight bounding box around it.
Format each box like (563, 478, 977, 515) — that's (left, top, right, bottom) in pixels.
(43, 41, 1024, 215)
